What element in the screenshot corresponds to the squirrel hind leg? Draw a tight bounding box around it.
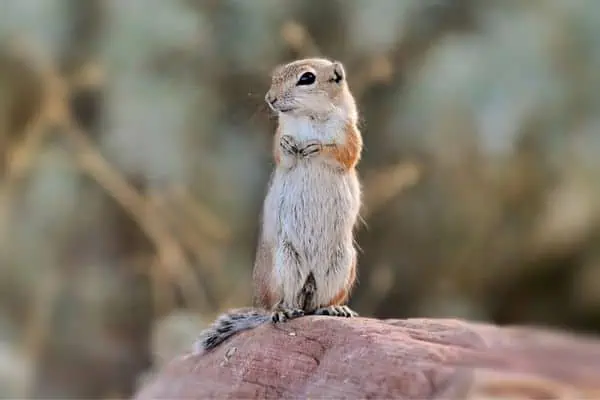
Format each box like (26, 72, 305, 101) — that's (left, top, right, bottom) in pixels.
(271, 299, 305, 323)
(313, 305, 359, 318)
(194, 308, 270, 353)
(271, 270, 319, 322)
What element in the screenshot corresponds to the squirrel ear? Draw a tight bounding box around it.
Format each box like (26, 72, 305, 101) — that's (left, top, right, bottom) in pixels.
(331, 61, 345, 83)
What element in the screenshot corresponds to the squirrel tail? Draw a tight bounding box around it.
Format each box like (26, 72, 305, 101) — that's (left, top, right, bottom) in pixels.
(194, 308, 271, 353)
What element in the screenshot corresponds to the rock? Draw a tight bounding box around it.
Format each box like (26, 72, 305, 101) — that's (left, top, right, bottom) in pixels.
(133, 317, 600, 399)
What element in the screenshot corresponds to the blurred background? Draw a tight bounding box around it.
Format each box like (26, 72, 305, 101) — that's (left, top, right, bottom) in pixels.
(0, 0, 599, 397)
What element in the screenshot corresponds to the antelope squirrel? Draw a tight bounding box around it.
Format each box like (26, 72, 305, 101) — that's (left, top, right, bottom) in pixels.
(195, 58, 363, 352)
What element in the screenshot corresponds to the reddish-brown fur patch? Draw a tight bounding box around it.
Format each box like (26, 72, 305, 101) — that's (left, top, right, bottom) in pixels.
(326, 259, 357, 307)
(323, 123, 362, 171)
(327, 287, 349, 307)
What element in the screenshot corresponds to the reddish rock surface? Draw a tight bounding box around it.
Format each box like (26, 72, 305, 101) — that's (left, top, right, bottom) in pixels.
(134, 317, 600, 399)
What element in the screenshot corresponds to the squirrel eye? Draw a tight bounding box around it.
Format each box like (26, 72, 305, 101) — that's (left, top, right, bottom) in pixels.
(296, 72, 316, 86)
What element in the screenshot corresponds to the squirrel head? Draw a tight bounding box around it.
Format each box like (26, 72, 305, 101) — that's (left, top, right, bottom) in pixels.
(265, 58, 357, 123)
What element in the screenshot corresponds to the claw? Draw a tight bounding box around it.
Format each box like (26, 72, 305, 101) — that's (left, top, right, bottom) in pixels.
(280, 135, 299, 155)
(313, 305, 358, 318)
(300, 140, 322, 158)
(271, 308, 304, 323)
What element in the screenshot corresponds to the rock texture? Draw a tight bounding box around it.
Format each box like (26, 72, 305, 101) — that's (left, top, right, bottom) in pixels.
(134, 317, 600, 399)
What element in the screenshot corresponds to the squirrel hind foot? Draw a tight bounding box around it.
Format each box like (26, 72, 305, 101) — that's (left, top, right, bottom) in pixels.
(271, 308, 304, 323)
(313, 305, 358, 318)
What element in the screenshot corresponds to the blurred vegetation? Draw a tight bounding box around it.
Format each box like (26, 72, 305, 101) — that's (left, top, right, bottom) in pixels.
(0, 0, 599, 398)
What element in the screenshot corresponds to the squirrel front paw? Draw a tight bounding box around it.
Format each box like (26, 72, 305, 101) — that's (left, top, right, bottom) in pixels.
(299, 140, 323, 158)
(279, 135, 299, 155)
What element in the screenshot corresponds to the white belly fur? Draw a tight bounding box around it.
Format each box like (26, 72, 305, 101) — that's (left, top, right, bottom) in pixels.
(262, 159, 360, 309)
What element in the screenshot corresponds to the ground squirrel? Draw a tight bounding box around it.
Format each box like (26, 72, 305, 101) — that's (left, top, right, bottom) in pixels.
(195, 58, 363, 352)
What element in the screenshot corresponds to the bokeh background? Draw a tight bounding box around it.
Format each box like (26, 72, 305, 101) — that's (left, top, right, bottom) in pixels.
(1, 0, 599, 397)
